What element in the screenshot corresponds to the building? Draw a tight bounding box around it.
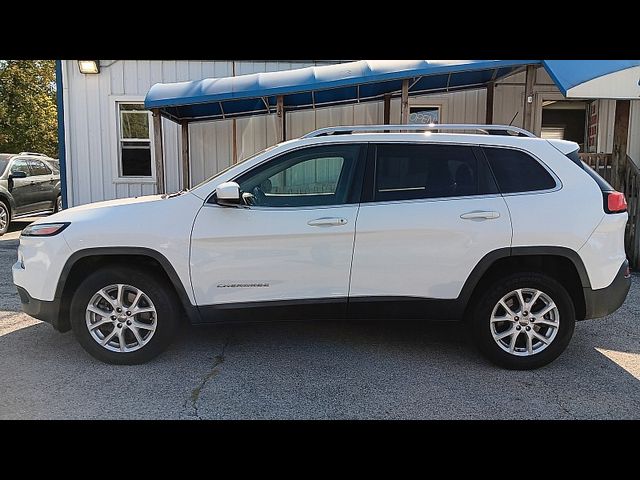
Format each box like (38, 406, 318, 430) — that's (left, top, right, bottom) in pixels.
(58, 60, 640, 209)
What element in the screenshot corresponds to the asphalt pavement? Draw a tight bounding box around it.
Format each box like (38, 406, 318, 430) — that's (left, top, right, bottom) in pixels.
(0, 220, 638, 419)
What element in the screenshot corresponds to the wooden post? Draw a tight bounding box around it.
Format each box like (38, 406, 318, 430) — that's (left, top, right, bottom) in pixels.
(523, 65, 536, 132)
(383, 94, 391, 124)
(276, 95, 285, 142)
(181, 121, 190, 189)
(485, 81, 494, 125)
(232, 119, 238, 164)
(231, 60, 238, 164)
(400, 79, 409, 124)
(152, 109, 165, 194)
(612, 100, 630, 192)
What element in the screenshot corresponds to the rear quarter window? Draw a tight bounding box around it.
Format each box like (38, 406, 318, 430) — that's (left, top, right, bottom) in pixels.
(483, 147, 557, 194)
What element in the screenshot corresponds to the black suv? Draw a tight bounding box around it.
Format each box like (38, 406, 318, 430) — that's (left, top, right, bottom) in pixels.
(0, 153, 62, 236)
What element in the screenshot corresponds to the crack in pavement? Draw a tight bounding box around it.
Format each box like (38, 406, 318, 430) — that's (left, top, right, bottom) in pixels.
(183, 336, 230, 419)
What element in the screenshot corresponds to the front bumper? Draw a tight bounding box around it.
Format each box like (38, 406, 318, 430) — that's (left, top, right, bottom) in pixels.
(16, 286, 67, 332)
(583, 260, 631, 320)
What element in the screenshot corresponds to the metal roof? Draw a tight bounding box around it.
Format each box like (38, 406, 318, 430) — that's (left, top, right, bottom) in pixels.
(144, 60, 640, 123)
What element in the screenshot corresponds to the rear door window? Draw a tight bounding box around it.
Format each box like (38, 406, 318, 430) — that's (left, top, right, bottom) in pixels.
(483, 147, 557, 193)
(372, 143, 497, 202)
(28, 159, 52, 176)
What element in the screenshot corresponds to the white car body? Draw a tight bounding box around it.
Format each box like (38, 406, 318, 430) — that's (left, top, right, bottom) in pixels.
(12, 126, 631, 366)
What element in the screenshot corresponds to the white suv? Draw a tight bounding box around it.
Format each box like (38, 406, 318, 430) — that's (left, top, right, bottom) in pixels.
(13, 124, 631, 369)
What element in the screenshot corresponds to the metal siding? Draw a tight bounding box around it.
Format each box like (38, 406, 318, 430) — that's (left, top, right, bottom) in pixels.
(123, 61, 138, 95)
(85, 74, 104, 202)
(98, 63, 116, 201)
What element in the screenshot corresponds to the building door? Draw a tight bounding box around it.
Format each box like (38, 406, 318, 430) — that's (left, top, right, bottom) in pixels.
(540, 100, 587, 151)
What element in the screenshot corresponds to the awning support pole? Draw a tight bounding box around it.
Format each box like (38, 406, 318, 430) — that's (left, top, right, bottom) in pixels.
(612, 99, 630, 192)
(523, 65, 536, 131)
(181, 121, 190, 189)
(152, 109, 165, 194)
(485, 81, 494, 124)
(276, 95, 285, 142)
(401, 79, 409, 124)
(383, 94, 391, 124)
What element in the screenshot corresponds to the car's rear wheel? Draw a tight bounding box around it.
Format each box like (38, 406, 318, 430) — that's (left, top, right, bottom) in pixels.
(54, 195, 62, 213)
(70, 265, 180, 364)
(0, 201, 9, 236)
(471, 272, 575, 370)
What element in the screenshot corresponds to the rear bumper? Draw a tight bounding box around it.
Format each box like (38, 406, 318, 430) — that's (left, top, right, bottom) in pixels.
(582, 260, 631, 320)
(16, 286, 67, 332)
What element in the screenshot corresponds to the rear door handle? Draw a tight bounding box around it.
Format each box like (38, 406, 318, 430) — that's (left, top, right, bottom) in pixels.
(307, 217, 348, 227)
(460, 210, 500, 220)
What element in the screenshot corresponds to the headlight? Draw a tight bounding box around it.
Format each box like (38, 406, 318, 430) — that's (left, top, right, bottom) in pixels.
(21, 222, 70, 237)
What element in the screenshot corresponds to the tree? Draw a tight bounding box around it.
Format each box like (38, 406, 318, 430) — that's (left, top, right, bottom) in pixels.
(0, 60, 58, 157)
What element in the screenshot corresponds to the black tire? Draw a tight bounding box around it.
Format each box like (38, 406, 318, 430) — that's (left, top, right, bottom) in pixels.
(0, 200, 9, 236)
(70, 265, 180, 364)
(54, 195, 62, 213)
(470, 272, 575, 370)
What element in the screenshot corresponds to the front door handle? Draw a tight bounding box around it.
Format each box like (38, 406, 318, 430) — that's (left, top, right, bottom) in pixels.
(460, 210, 500, 220)
(307, 217, 348, 227)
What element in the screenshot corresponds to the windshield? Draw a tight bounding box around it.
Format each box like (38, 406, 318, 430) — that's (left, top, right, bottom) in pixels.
(0, 155, 12, 175)
(189, 145, 278, 191)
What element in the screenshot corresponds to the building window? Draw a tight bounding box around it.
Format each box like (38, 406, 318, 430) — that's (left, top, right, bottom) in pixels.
(118, 103, 152, 177)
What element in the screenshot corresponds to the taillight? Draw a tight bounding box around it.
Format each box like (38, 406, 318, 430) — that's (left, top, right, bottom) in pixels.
(605, 191, 627, 213)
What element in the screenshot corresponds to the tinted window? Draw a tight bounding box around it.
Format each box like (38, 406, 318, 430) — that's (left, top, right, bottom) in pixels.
(484, 147, 556, 194)
(236, 144, 361, 207)
(28, 159, 52, 176)
(11, 159, 31, 177)
(374, 144, 496, 201)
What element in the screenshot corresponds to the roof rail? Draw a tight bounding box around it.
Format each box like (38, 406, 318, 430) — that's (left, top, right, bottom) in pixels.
(19, 152, 50, 157)
(302, 124, 536, 139)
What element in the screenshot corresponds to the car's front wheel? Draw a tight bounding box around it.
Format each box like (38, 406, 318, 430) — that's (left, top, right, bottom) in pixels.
(54, 195, 62, 213)
(471, 272, 576, 370)
(70, 265, 180, 364)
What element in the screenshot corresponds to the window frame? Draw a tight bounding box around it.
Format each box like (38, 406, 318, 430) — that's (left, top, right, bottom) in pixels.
(110, 97, 156, 184)
(479, 145, 561, 197)
(361, 142, 500, 205)
(218, 143, 368, 210)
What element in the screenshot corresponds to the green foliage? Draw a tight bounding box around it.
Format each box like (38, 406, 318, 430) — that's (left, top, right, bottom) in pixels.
(0, 60, 58, 157)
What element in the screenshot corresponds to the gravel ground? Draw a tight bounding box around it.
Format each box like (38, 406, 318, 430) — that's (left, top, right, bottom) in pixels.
(0, 220, 638, 419)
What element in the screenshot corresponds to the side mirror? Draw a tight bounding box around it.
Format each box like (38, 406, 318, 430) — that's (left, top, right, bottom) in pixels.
(9, 171, 27, 179)
(215, 181, 241, 206)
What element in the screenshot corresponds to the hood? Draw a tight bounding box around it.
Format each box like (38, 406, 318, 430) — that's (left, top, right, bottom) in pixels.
(33, 194, 169, 224)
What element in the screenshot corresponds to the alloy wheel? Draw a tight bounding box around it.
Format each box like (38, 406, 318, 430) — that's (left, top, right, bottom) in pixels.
(490, 288, 560, 356)
(85, 284, 157, 353)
